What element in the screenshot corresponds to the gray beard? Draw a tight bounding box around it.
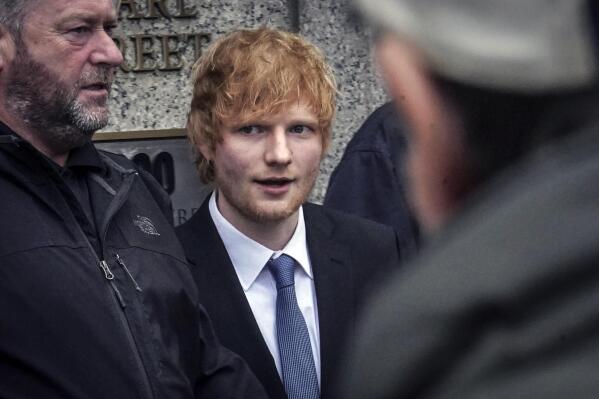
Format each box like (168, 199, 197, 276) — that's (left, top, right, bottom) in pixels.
(5, 44, 115, 153)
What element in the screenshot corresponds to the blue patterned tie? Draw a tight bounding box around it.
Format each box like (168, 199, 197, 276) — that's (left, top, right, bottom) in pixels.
(268, 254, 320, 399)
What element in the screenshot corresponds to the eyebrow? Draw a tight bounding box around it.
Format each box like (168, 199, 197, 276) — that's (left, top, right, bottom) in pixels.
(234, 118, 319, 127)
(267, 113, 318, 123)
(57, 12, 118, 27)
(286, 118, 319, 126)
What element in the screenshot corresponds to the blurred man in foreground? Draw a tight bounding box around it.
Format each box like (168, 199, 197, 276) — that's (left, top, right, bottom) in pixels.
(0, 0, 265, 397)
(345, 0, 599, 397)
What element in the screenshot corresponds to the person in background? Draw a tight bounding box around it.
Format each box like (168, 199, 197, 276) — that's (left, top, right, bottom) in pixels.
(177, 27, 403, 399)
(324, 101, 420, 255)
(344, 0, 599, 397)
(0, 0, 266, 397)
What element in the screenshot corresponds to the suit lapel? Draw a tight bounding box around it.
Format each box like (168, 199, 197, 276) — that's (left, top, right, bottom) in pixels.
(304, 204, 355, 398)
(183, 201, 287, 399)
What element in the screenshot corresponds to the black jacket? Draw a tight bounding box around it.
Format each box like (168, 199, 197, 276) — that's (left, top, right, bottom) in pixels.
(324, 102, 419, 254)
(177, 199, 403, 399)
(0, 124, 266, 399)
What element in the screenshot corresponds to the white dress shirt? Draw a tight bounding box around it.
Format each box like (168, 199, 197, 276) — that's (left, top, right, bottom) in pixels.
(209, 192, 321, 383)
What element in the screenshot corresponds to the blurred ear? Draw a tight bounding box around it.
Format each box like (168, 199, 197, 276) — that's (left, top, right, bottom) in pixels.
(375, 34, 444, 144)
(375, 34, 473, 232)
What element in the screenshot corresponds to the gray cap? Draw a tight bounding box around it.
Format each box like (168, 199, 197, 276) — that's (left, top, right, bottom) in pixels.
(355, 0, 598, 92)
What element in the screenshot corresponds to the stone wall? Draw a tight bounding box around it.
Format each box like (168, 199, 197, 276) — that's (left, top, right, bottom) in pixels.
(103, 0, 388, 203)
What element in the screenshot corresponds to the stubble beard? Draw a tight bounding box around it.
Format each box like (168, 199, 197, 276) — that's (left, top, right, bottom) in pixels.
(5, 44, 116, 153)
(217, 167, 319, 226)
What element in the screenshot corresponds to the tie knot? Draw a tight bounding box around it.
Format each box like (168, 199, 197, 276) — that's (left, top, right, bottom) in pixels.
(268, 254, 296, 289)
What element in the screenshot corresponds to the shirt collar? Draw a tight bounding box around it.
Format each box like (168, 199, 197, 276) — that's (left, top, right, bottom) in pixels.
(63, 140, 106, 174)
(209, 191, 313, 291)
(0, 120, 16, 138)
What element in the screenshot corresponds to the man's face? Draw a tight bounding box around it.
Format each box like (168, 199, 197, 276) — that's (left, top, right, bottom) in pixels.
(3, 0, 122, 151)
(202, 101, 324, 229)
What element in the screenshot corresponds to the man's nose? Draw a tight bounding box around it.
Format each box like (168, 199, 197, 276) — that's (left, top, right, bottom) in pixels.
(264, 128, 292, 165)
(89, 29, 123, 67)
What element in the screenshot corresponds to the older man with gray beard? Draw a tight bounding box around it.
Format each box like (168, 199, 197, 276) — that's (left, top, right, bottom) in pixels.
(0, 0, 267, 398)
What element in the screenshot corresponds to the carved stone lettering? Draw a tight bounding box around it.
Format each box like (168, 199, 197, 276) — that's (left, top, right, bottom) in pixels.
(117, 0, 197, 20)
(147, 0, 171, 19)
(160, 35, 184, 71)
(174, 0, 197, 18)
(117, 0, 145, 19)
(114, 33, 211, 72)
(133, 35, 157, 71)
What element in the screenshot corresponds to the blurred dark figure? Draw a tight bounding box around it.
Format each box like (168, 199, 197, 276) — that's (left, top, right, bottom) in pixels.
(324, 102, 420, 254)
(344, 0, 599, 398)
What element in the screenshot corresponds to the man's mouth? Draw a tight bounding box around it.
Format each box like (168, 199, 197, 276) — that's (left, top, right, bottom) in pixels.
(79, 66, 115, 93)
(255, 177, 294, 187)
(82, 83, 109, 91)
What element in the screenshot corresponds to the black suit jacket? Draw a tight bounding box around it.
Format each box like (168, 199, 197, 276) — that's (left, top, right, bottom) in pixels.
(176, 199, 402, 399)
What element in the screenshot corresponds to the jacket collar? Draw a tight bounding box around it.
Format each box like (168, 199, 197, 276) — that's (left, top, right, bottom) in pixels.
(0, 119, 106, 175)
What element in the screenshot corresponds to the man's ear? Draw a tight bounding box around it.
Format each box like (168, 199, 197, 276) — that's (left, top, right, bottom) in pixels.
(197, 139, 214, 162)
(376, 34, 474, 232)
(0, 25, 16, 73)
(375, 34, 443, 143)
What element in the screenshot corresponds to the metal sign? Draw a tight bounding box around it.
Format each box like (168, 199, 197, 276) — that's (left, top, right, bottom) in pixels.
(94, 129, 210, 226)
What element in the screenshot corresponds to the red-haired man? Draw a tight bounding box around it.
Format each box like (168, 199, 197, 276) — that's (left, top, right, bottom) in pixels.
(177, 27, 403, 399)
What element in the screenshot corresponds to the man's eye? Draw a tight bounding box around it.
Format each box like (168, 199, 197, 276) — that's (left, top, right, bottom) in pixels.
(70, 26, 90, 34)
(289, 125, 312, 134)
(238, 126, 261, 135)
(65, 26, 92, 42)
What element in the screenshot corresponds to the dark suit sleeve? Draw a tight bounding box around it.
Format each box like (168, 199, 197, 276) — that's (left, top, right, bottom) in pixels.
(194, 301, 268, 398)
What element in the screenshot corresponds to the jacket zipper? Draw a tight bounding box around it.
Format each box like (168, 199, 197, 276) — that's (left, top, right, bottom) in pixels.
(115, 253, 142, 292)
(99, 260, 115, 280)
(73, 171, 155, 399)
(98, 171, 156, 399)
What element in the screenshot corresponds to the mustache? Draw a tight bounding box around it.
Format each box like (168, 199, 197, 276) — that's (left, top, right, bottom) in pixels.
(78, 66, 117, 90)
